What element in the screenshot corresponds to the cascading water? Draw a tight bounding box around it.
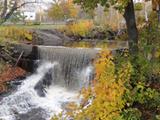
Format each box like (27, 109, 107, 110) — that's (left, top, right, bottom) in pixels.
(0, 47, 98, 120)
(38, 46, 98, 90)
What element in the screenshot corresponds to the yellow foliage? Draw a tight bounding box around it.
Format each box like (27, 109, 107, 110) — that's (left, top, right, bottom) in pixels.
(52, 50, 132, 120)
(48, 0, 78, 20)
(64, 20, 93, 36)
(0, 26, 32, 41)
(71, 50, 131, 120)
(66, 0, 78, 18)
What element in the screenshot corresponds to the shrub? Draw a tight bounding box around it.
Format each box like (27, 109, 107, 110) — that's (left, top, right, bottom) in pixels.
(0, 26, 32, 41)
(121, 108, 142, 120)
(33, 21, 41, 25)
(52, 49, 160, 120)
(75, 51, 132, 120)
(52, 50, 132, 120)
(63, 20, 94, 37)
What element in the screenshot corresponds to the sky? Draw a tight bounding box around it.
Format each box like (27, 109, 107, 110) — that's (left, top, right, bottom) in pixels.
(23, 0, 53, 12)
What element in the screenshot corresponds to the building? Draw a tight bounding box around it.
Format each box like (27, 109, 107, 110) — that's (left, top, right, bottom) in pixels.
(23, 11, 36, 21)
(20, 0, 45, 21)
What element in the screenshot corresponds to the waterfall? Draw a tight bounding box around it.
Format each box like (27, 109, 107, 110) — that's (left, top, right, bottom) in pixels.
(38, 46, 98, 90)
(0, 47, 98, 120)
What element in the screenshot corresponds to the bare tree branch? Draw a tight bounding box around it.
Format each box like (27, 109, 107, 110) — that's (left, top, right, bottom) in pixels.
(0, 0, 38, 24)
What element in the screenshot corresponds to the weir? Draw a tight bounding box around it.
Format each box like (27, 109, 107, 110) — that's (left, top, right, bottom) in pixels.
(38, 46, 98, 90)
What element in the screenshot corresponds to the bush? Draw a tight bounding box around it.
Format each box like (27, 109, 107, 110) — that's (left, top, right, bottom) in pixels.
(52, 49, 160, 120)
(52, 50, 132, 120)
(33, 21, 41, 25)
(63, 20, 94, 37)
(0, 26, 32, 41)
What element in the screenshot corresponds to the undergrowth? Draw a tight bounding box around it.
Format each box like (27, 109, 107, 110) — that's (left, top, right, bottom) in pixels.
(0, 26, 32, 42)
(61, 20, 94, 37)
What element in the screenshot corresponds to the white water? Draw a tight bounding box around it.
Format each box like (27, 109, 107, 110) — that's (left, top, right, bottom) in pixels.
(0, 62, 93, 120)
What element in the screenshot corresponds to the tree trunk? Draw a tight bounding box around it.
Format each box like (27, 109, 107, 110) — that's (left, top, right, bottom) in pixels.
(124, 0, 139, 55)
(0, 0, 8, 18)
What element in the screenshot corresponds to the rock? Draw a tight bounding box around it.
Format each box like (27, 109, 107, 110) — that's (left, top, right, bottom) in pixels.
(11, 44, 37, 59)
(34, 80, 46, 97)
(32, 29, 73, 46)
(34, 68, 53, 97)
(11, 44, 39, 72)
(16, 108, 47, 120)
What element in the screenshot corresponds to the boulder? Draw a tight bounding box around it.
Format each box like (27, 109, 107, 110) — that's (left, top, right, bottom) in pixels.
(32, 29, 73, 46)
(11, 44, 38, 72)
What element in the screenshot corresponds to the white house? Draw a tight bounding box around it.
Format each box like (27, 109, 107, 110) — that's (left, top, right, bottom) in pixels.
(20, 0, 44, 21)
(23, 11, 36, 21)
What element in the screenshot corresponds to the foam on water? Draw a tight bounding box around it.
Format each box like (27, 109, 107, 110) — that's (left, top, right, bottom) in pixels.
(0, 46, 97, 120)
(0, 62, 83, 120)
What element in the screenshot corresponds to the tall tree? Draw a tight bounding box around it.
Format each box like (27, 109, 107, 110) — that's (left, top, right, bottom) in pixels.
(74, 0, 138, 55)
(48, 3, 64, 21)
(0, 0, 37, 24)
(48, 0, 78, 21)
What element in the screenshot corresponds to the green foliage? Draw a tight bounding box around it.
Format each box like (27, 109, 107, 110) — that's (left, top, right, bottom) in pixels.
(73, 0, 129, 12)
(33, 21, 41, 25)
(138, 12, 160, 78)
(134, 3, 143, 11)
(120, 17, 160, 119)
(24, 21, 41, 26)
(9, 10, 25, 24)
(115, 51, 160, 120)
(121, 108, 142, 120)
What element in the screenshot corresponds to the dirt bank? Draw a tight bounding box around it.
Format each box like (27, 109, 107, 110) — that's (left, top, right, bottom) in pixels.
(0, 65, 26, 93)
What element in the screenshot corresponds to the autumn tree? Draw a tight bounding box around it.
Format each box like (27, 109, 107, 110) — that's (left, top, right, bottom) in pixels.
(0, 0, 38, 25)
(48, 3, 64, 21)
(48, 0, 78, 21)
(74, 0, 138, 55)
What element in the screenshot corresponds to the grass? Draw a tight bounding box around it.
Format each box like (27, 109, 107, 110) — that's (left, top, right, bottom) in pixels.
(0, 24, 65, 30)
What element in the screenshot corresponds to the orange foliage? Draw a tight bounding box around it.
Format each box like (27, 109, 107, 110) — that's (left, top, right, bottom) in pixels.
(0, 65, 26, 93)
